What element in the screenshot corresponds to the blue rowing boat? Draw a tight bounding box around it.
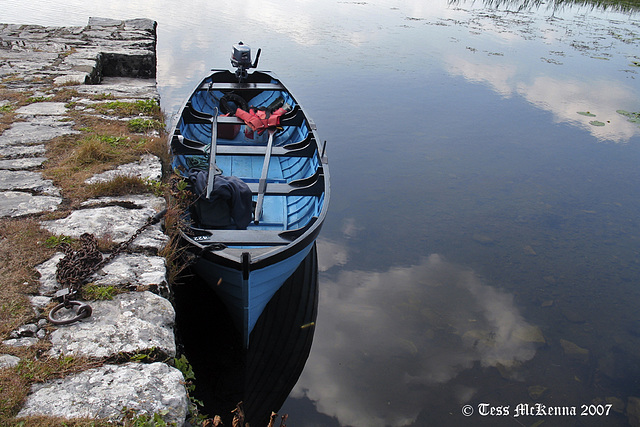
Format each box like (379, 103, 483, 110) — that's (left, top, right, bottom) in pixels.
(169, 43, 329, 347)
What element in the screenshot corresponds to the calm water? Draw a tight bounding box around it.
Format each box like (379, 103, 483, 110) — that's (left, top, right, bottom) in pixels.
(4, 0, 640, 425)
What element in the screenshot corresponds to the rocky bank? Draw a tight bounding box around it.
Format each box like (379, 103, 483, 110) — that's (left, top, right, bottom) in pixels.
(0, 17, 188, 425)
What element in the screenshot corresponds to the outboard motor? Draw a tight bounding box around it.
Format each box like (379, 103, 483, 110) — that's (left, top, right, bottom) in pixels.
(231, 42, 261, 83)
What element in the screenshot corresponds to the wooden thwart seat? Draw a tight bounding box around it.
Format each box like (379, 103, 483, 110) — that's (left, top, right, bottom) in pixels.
(197, 82, 286, 91)
(171, 134, 317, 158)
(195, 229, 293, 246)
(246, 168, 324, 197)
(191, 217, 318, 246)
(181, 103, 305, 128)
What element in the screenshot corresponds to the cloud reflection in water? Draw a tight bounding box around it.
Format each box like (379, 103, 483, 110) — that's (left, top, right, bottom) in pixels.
(293, 248, 541, 427)
(445, 55, 640, 142)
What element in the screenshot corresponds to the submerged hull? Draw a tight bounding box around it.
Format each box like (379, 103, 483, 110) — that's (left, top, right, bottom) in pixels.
(173, 243, 319, 425)
(169, 64, 329, 346)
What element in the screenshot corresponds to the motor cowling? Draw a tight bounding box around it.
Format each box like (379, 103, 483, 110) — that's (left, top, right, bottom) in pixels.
(231, 42, 252, 69)
(231, 42, 261, 82)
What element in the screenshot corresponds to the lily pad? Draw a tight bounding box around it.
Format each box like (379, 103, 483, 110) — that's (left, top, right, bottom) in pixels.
(528, 385, 548, 399)
(577, 111, 596, 117)
(513, 325, 546, 344)
(560, 338, 589, 362)
(617, 110, 640, 124)
(617, 109, 638, 118)
(589, 120, 605, 127)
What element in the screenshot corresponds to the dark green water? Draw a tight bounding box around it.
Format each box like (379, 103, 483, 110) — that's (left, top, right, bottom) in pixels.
(5, 0, 640, 425)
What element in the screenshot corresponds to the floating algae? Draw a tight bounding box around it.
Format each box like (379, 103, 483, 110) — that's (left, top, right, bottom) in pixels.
(589, 120, 606, 126)
(577, 111, 596, 117)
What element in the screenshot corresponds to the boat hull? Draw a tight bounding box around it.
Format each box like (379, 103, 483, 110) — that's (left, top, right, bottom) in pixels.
(192, 241, 315, 347)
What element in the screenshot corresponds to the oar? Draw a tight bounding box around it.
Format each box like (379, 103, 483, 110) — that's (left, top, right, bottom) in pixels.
(206, 107, 220, 199)
(254, 127, 275, 224)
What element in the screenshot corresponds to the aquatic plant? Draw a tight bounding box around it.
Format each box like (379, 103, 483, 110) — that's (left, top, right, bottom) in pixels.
(451, 0, 640, 14)
(173, 355, 209, 426)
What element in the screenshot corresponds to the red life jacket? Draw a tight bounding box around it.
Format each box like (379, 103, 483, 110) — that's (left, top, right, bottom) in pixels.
(235, 107, 287, 134)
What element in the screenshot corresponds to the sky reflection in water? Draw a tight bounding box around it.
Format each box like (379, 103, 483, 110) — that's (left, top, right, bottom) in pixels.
(295, 241, 541, 427)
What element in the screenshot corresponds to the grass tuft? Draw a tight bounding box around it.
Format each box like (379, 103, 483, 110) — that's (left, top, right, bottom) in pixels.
(73, 137, 118, 165)
(85, 175, 152, 197)
(128, 118, 164, 133)
(95, 99, 161, 117)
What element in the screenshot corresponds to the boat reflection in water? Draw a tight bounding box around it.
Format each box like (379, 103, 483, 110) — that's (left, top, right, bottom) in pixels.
(173, 243, 319, 426)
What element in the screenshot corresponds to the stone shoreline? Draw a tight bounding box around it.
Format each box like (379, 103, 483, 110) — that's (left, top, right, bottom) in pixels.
(0, 18, 188, 425)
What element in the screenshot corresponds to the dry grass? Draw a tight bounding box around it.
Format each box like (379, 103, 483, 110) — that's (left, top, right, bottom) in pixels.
(158, 204, 191, 286)
(0, 373, 29, 421)
(43, 122, 168, 202)
(0, 219, 56, 337)
(0, 219, 61, 422)
(0, 108, 18, 134)
(1, 415, 113, 427)
(85, 175, 154, 198)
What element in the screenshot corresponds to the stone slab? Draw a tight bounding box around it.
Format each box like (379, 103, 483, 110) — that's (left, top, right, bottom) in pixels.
(0, 157, 48, 170)
(0, 191, 61, 218)
(54, 73, 89, 85)
(85, 153, 162, 184)
(0, 144, 47, 158)
(29, 295, 52, 313)
(37, 252, 167, 296)
(80, 193, 166, 210)
(48, 291, 176, 359)
(0, 170, 59, 195)
(0, 354, 20, 369)
(74, 76, 159, 99)
(41, 201, 168, 252)
(0, 118, 78, 147)
(15, 102, 68, 116)
(2, 337, 39, 347)
(88, 17, 158, 33)
(96, 253, 167, 288)
(16, 362, 188, 425)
